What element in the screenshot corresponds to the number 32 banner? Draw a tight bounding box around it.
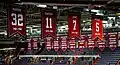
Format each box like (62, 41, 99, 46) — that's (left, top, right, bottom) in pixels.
(41, 9, 57, 38)
(8, 5, 26, 38)
(92, 19, 103, 40)
(68, 14, 80, 39)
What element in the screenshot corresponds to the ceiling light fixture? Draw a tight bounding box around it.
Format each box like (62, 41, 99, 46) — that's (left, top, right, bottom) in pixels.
(36, 4, 47, 8)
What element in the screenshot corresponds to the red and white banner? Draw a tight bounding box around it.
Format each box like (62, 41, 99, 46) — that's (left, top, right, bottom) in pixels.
(27, 39, 31, 50)
(69, 38, 76, 51)
(41, 9, 57, 38)
(108, 32, 118, 51)
(8, 4, 26, 38)
(68, 15, 80, 39)
(53, 37, 60, 51)
(60, 36, 68, 52)
(97, 33, 106, 51)
(88, 34, 95, 50)
(78, 40, 85, 50)
(27, 38, 39, 50)
(45, 37, 53, 51)
(92, 19, 103, 40)
(78, 35, 86, 50)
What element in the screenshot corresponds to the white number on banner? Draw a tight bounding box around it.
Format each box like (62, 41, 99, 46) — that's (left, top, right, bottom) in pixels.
(73, 20, 76, 30)
(96, 22, 99, 32)
(11, 13, 23, 26)
(46, 17, 52, 28)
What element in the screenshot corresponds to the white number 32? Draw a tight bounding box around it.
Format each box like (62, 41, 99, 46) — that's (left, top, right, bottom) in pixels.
(11, 13, 23, 26)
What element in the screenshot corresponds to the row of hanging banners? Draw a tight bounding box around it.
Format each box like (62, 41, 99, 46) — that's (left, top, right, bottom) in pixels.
(7, 4, 118, 52)
(27, 32, 118, 51)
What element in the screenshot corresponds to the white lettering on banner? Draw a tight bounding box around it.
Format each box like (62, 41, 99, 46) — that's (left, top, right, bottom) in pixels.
(72, 16, 77, 18)
(96, 22, 99, 32)
(61, 45, 67, 46)
(73, 19, 76, 30)
(70, 44, 76, 45)
(95, 33, 100, 35)
(46, 45, 51, 46)
(13, 28, 17, 30)
(70, 46, 75, 48)
(109, 42, 117, 44)
(62, 47, 67, 48)
(72, 32, 78, 34)
(45, 12, 53, 15)
(109, 35, 116, 37)
(18, 28, 22, 30)
(79, 42, 84, 44)
(109, 38, 116, 40)
(46, 30, 53, 32)
(79, 46, 85, 48)
(54, 47, 59, 48)
(99, 45, 105, 47)
(46, 17, 52, 28)
(98, 42, 105, 44)
(109, 40, 116, 42)
(108, 32, 117, 35)
(12, 8, 21, 11)
(89, 46, 94, 47)
(88, 42, 94, 44)
(11, 13, 23, 26)
(110, 45, 116, 47)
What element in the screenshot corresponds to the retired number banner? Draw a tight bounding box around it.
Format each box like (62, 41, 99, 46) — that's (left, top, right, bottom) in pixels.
(108, 32, 118, 51)
(88, 34, 95, 50)
(53, 37, 60, 51)
(69, 38, 76, 51)
(78, 35, 86, 50)
(8, 4, 26, 38)
(68, 15, 80, 39)
(92, 19, 103, 40)
(60, 36, 68, 52)
(45, 37, 53, 51)
(41, 9, 57, 38)
(97, 33, 106, 51)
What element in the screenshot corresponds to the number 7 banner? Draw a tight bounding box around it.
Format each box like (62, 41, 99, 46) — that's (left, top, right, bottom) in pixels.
(92, 18, 103, 40)
(41, 9, 57, 38)
(68, 14, 80, 39)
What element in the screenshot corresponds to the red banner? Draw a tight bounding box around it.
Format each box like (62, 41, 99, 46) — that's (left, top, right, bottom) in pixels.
(68, 15, 80, 39)
(27, 39, 31, 51)
(41, 9, 57, 38)
(88, 34, 95, 50)
(78, 35, 86, 50)
(78, 40, 85, 50)
(92, 19, 103, 40)
(60, 36, 68, 52)
(53, 37, 60, 51)
(27, 38, 39, 50)
(97, 33, 106, 51)
(69, 38, 76, 51)
(45, 37, 53, 51)
(8, 4, 26, 38)
(108, 32, 118, 51)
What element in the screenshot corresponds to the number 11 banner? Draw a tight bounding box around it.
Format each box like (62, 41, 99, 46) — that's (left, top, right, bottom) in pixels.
(68, 14, 80, 39)
(8, 4, 26, 38)
(41, 8, 57, 38)
(92, 18, 103, 40)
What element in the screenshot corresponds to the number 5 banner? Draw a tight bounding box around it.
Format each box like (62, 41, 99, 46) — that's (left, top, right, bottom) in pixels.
(41, 9, 57, 38)
(8, 4, 26, 38)
(68, 14, 80, 39)
(92, 18, 103, 40)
